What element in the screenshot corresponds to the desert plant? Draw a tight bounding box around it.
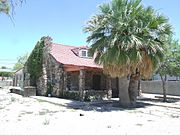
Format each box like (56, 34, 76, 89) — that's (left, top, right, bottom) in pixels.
(43, 118, 50, 125)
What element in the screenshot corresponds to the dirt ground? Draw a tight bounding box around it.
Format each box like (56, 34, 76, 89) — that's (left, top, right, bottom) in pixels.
(0, 87, 180, 135)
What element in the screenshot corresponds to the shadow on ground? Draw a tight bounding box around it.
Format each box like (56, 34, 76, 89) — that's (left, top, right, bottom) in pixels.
(65, 96, 180, 112)
(3, 88, 180, 113)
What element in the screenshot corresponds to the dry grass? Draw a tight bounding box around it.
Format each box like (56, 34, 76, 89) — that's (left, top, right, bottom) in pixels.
(103, 52, 154, 78)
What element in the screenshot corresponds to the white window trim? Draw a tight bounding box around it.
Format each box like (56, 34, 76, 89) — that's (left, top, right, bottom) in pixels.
(80, 49, 88, 57)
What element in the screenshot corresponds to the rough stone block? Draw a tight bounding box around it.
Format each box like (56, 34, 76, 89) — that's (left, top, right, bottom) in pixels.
(24, 86, 36, 97)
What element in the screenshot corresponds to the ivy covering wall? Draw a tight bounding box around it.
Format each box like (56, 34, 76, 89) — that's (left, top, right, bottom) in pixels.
(26, 37, 45, 85)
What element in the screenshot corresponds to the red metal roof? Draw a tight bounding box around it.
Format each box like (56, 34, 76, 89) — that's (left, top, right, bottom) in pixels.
(50, 43, 102, 69)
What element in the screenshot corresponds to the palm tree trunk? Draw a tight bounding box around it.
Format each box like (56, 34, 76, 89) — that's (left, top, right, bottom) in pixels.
(118, 77, 131, 107)
(137, 79, 142, 96)
(160, 74, 167, 102)
(128, 73, 140, 106)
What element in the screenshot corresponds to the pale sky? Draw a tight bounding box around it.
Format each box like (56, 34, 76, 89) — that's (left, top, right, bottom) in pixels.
(0, 0, 179, 68)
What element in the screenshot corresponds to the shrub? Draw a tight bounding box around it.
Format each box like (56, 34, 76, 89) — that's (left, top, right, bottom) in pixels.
(43, 118, 50, 125)
(62, 91, 80, 101)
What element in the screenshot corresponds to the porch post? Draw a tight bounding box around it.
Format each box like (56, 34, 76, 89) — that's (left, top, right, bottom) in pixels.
(63, 71, 67, 91)
(79, 69, 85, 100)
(106, 75, 112, 99)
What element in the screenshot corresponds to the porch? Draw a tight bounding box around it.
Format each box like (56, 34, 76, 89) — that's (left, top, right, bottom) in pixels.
(64, 65, 119, 101)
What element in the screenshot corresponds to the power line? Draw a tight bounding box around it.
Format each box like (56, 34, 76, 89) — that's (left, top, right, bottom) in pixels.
(0, 59, 17, 61)
(0, 62, 16, 64)
(0, 63, 16, 65)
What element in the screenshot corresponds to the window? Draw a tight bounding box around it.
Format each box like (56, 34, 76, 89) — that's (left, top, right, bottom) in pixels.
(82, 50, 87, 57)
(19, 75, 22, 80)
(79, 49, 92, 58)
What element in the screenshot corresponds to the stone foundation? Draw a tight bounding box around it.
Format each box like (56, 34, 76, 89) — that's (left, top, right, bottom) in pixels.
(24, 86, 36, 97)
(84, 90, 108, 101)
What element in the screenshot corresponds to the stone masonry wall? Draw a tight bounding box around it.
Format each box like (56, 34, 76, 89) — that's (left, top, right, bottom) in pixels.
(49, 58, 64, 97)
(36, 54, 65, 97)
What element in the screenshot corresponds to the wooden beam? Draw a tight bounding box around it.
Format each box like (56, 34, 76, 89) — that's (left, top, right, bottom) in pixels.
(64, 65, 102, 72)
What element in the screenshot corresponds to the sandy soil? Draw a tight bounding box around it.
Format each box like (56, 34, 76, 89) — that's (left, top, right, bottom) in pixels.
(0, 88, 180, 135)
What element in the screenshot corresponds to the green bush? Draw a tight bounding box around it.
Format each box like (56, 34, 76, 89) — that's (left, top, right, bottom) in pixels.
(84, 94, 101, 102)
(0, 72, 12, 77)
(62, 91, 80, 101)
(84, 91, 106, 102)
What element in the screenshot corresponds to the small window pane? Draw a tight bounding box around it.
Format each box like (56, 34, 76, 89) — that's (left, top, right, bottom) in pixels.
(82, 51, 87, 57)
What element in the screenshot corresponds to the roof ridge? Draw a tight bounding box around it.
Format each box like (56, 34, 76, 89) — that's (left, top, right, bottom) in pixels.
(52, 43, 87, 48)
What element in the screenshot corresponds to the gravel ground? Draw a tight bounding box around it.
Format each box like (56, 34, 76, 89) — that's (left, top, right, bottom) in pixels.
(0, 87, 180, 135)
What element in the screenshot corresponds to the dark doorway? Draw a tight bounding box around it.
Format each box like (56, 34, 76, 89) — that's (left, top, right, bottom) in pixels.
(93, 75, 101, 90)
(114, 77, 119, 98)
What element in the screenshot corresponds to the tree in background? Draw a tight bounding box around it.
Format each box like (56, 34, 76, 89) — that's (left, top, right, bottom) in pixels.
(0, 0, 9, 14)
(0, 66, 12, 78)
(157, 38, 180, 102)
(13, 53, 28, 71)
(0, 72, 12, 77)
(0, 0, 25, 15)
(84, 0, 173, 107)
(1, 66, 8, 69)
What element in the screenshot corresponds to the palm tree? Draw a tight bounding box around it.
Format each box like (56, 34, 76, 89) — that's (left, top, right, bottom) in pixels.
(84, 0, 172, 107)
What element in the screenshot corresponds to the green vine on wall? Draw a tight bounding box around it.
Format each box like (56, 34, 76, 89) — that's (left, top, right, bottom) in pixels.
(26, 37, 45, 84)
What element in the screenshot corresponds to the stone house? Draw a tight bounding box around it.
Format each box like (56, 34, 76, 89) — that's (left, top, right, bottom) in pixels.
(13, 68, 24, 88)
(23, 39, 119, 100)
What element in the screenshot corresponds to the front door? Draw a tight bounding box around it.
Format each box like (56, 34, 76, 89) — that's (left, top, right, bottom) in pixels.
(93, 75, 101, 90)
